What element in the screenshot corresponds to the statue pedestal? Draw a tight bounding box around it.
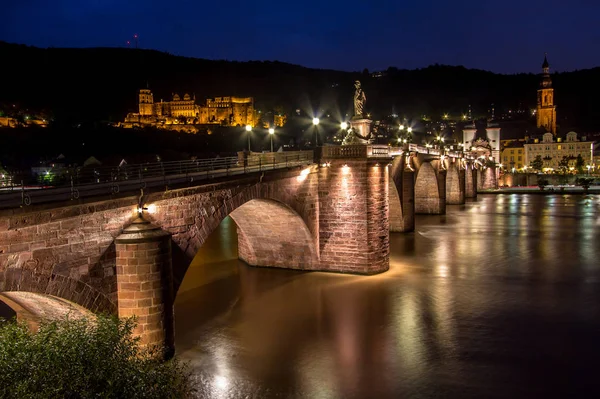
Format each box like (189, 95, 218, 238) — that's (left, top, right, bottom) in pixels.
(350, 118, 372, 139)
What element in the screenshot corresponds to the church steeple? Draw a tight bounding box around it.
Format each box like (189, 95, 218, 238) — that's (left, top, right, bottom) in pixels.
(536, 54, 556, 134)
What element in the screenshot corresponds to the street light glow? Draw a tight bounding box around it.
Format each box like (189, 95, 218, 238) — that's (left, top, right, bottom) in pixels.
(399, 124, 405, 130)
(245, 125, 252, 132)
(312, 117, 320, 125)
(340, 121, 348, 130)
(268, 128, 275, 135)
(407, 127, 412, 133)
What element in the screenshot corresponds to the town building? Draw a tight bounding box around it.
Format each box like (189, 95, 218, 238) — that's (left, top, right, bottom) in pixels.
(462, 120, 501, 162)
(524, 131, 594, 171)
(500, 141, 525, 171)
(122, 88, 257, 130)
(536, 54, 557, 135)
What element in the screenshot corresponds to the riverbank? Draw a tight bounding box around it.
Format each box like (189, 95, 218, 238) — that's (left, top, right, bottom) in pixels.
(479, 185, 600, 194)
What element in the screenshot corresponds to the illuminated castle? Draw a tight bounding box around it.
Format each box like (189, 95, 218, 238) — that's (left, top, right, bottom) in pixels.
(123, 88, 256, 130)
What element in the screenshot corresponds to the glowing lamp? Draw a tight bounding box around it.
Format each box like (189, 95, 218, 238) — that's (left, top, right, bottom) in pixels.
(340, 121, 348, 130)
(245, 125, 252, 132)
(268, 128, 275, 135)
(312, 117, 320, 126)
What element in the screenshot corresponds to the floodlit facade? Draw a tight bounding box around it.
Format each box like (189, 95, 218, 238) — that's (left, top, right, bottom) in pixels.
(524, 132, 594, 171)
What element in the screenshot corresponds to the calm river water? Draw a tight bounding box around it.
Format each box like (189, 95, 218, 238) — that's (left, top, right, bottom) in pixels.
(175, 194, 600, 398)
(4, 194, 598, 398)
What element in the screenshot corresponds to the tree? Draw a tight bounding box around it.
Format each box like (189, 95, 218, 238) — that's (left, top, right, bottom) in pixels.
(575, 154, 585, 174)
(557, 156, 570, 175)
(530, 155, 543, 172)
(576, 177, 594, 193)
(0, 315, 193, 398)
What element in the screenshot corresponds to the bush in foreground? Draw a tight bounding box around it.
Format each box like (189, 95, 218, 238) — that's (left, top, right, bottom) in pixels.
(0, 315, 193, 398)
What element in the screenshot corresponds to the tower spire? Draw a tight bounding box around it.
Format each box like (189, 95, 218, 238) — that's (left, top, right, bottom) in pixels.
(542, 53, 549, 70)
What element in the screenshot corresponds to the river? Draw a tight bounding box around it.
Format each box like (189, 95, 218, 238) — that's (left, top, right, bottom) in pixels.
(174, 194, 600, 398)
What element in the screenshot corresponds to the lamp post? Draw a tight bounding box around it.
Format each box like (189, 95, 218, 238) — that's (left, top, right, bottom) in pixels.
(269, 127, 275, 152)
(245, 125, 252, 151)
(312, 117, 320, 147)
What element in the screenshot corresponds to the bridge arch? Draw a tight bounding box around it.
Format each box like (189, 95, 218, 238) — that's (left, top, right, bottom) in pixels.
(230, 199, 319, 270)
(0, 291, 93, 330)
(145, 166, 320, 292)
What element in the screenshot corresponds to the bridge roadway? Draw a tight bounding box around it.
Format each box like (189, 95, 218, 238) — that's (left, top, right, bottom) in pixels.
(0, 151, 313, 209)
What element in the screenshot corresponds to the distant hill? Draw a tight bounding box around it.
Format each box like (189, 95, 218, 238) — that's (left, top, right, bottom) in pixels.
(1, 41, 600, 130)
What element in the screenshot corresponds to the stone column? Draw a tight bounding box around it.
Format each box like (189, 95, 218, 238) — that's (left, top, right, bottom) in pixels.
(115, 217, 174, 357)
(465, 165, 477, 198)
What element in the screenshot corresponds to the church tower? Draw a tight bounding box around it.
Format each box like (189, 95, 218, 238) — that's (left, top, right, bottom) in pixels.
(139, 88, 154, 116)
(536, 54, 556, 134)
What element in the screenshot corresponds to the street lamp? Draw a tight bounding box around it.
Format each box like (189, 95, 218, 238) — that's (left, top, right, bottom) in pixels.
(245, 125, 252, 151)
(312, 117, 320, 146)
(268, 127, 275, 152)
(340, 121, 348, 130)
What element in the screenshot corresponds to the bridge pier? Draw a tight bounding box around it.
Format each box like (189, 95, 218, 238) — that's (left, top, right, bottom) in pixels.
(415, 161, 446, 215)
(446, 163, 466, 205)
(320, 148, 390, 274)
(115, 217, 174, 357)
(478, 166, 498, 190)
(465, 165, 478, 198)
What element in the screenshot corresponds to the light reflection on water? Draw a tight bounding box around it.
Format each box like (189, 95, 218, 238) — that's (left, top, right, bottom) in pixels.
(175, 194, 600, 398)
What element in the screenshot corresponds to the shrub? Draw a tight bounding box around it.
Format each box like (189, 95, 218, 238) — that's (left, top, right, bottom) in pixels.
(0, 315, 193, 398)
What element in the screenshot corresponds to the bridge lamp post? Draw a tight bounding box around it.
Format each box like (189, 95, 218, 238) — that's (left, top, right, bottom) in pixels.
(340, 121, 348, 130)
(269, 127, 275, 152)
(312, 117, 320, 147)
(245, 125, 252, 151)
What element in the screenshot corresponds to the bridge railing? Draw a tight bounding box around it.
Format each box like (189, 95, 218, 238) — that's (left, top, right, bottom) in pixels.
(0, 151, 314, 209)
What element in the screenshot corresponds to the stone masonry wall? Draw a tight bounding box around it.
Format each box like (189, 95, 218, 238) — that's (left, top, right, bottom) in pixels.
(317, 160, 388, 274)
(0, 198, 138, 313)
(446, 164, 466, 205)
(367, 163, 390, 273)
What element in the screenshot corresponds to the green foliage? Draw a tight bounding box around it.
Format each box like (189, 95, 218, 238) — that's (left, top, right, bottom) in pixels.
(576, 177, 594, 190)
(530, 155, 543, 172)
(557, 155, 571, 174)
(0, 315, 193, 399)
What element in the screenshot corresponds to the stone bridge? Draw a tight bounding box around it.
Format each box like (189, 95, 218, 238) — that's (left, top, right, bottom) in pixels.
(0, 145, 487, 353)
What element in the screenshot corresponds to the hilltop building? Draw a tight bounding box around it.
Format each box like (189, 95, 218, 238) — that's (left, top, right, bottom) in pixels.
(536, 54, 557, 135)
(122, 88, 257, 131)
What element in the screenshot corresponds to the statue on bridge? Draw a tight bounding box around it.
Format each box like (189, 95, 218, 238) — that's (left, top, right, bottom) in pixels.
(343, 80, 372, 145)
(353, 80, 367, 118)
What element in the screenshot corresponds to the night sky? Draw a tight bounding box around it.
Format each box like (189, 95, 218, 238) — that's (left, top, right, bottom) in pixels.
(3, 0, 599, 73)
